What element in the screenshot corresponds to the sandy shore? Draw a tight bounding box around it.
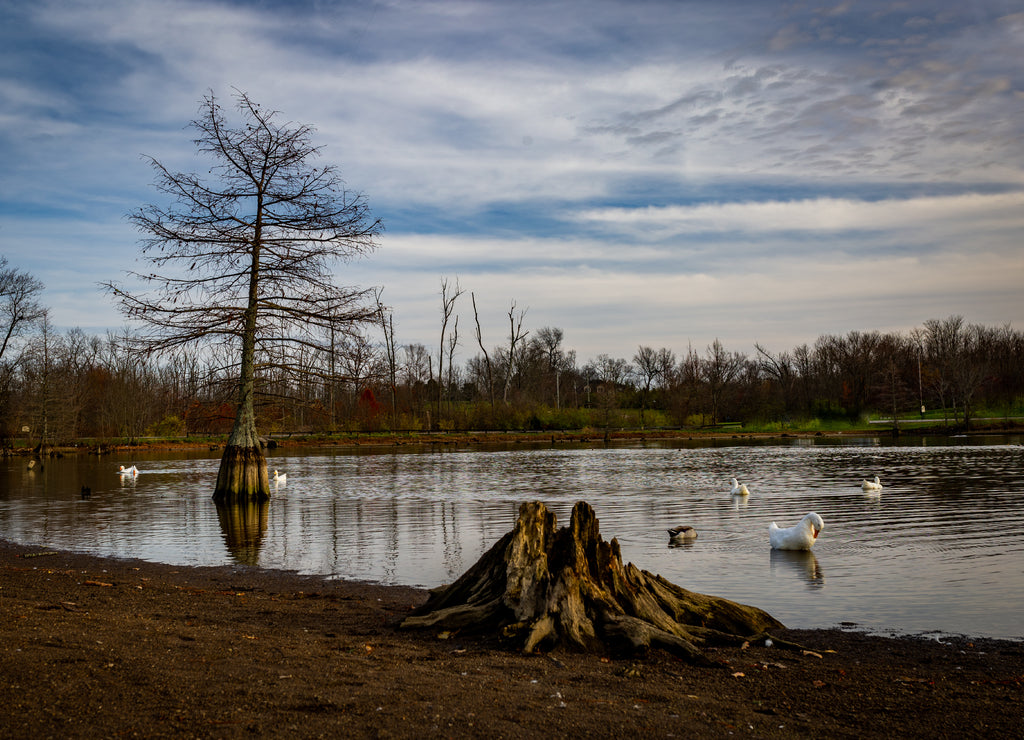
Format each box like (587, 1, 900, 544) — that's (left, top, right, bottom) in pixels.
(3, 538, 1022, 738)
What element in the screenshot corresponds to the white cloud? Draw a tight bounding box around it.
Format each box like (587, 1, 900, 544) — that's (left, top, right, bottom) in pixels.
(348, 228, 1024, 361)
(2, 0, 1023, 363)
(574, 192, 1024, 244)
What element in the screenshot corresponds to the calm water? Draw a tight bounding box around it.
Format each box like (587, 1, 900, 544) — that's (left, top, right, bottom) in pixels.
(3, 436, 1023, 640)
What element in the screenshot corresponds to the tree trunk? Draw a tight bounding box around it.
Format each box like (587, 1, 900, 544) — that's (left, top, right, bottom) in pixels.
(213, 231, 270, 503)
(401, 501, 784, 663)
(214, 444, 269, 503)
(213, 352, 269, 502)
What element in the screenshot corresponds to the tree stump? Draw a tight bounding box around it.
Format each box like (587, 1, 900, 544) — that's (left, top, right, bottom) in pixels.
(401, 501, 784, 664)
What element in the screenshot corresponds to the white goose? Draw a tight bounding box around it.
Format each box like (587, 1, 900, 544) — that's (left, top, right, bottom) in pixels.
(117, 465, 139, 476)
(667, 525, 698, 544)
(861, 476, 882, 491)
(769, 512, 825, 551)
(730, 478, 750, 496)
(273, 469, 287, 483)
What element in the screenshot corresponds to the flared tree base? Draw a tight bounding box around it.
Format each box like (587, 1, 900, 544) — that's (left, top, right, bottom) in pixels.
(213, 445, 270, 503)
(402, 501, 785, 663)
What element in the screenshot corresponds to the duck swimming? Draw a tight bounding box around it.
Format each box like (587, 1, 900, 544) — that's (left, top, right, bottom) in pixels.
(117, 465, 139, 476)
(730, 478, 750, 496)
(273, 470, 287, 483)
(862, 476, 882, 491)
(769, 512, 825, 551)
(667, 525, 698, 543)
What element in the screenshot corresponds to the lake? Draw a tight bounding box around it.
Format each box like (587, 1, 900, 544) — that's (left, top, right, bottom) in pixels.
(3, 435, 1023, 640)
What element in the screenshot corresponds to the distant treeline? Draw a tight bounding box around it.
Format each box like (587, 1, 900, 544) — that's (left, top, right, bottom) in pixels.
(1, 309, 1020, 445)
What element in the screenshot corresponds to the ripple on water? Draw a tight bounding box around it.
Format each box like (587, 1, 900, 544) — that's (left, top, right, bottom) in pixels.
(2, 439, 1023, 639)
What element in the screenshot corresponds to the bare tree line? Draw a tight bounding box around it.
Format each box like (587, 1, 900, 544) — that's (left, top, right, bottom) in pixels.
(7, 91, 1022, 505)
(2, 256, 1021, 445)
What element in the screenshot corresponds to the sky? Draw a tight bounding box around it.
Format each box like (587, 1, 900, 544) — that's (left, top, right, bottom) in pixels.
(2, 0, 1023, 364)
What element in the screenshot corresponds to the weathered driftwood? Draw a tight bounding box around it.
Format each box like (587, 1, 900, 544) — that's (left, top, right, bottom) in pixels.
(401, 501, 784, 663)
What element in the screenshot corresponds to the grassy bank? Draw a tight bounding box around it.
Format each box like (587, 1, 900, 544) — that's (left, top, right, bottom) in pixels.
(6, 413, 1023, 457)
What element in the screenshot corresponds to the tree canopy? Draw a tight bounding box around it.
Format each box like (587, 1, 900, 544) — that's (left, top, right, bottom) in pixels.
(107, 90, 382, 366)
(104, 91, 383, 501)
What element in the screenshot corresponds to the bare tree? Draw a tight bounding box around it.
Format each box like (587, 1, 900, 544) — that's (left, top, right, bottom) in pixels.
(445, 314, 460, 418)
(755, 343, 798, 421)
(105, 91, 382, 502)
(952, 323, 990, 430)
(374, 288, 398, 426)
(815, 331, 881, 420)
(701, 339, 744, 425)
(922, 315, 977, 427)
(0, 256, 46, 363)
(875, 333, 912, 435)
(503, 301, 528, 405)
(471, 292, 495, 414)
(402, 344, 432, 386)
(583, 354, 633, 438)
(20, 312, 55, 450)
(633, 345, 669, 428)
(667, 343, 703, 425)
(534, 326, 571, 408)
(437, 278, 464, 428)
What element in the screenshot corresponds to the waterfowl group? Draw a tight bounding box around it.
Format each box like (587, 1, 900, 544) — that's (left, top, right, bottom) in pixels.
(664, 476, 841, 550)
(117, 465, 139, 477)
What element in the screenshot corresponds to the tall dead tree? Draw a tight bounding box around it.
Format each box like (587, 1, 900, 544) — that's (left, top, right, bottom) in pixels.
(374, 288, 399, 425)
(437, 278, 463, 428)
(503, 301, 528, 404)
(105, 90, 382, 502)
(403, 501, 783, 663)
(471, 292, 495, 414)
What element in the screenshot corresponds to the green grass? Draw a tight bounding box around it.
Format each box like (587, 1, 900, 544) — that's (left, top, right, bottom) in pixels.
(739, 418, 868, 434)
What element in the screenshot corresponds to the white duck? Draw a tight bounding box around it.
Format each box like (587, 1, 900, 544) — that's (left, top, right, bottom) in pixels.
(769, 512, 825, 551)
(667, 525, 698, 544)
(730, 478, 750, 496)
(862, 476, 882, 491)
(273, 469, 287, 483)
(117, 465, 139, 476)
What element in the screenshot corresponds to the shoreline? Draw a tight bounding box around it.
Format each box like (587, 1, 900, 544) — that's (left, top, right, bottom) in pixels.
(7, 421, 1023, 458)
(6, 537, 1020, 646)
(3, 538, 1022, 737)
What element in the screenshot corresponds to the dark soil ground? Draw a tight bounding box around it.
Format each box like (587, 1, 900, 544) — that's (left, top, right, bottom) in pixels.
(2, 540, 1022, 739)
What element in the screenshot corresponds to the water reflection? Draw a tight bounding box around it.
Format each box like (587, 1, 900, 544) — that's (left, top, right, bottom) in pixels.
(770, 549, 825, 589)
(216, 501, 269, 566)
(1, 436, 1023, 639)
(730, 493, 749, 510)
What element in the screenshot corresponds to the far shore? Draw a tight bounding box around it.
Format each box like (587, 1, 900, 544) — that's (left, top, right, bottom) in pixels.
(6, 419, 1023, 458)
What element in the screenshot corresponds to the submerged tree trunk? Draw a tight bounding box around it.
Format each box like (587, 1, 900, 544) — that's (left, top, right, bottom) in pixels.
(214, 389, 269, 502)
(401, 501, 784, 663)
(214, 444, 268, 502)
(213, 278, 270, 502)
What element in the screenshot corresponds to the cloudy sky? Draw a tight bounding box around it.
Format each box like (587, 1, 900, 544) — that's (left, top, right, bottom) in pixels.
(2, 0, 1023, 363)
